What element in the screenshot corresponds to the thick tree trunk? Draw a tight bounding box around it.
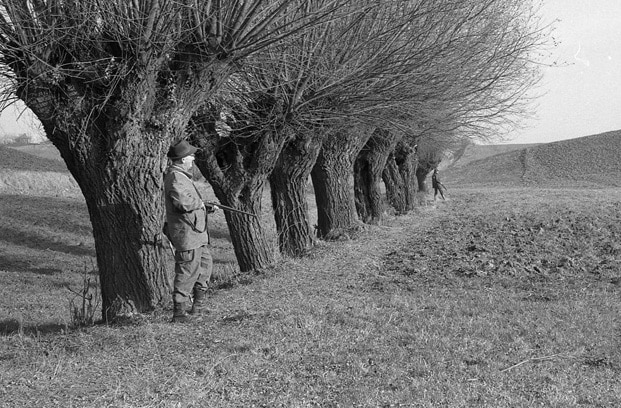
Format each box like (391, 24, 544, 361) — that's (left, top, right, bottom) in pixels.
(217, 185, 274, 272)
(41, 122, 171, 321)
(269, 133, 322, 256)
(4, 0, 281, 320)
(354, 129, 403, 224)
(86, 147, 170, 321)
(193, 125, 292, 272)
(382, 141, 418, 213)
(198, 163, 275, 273)
(416, 166, 432, 192)
(14, 57, 234, 322)
(382, 153, 408, 213)
(311, 127, 373, 239)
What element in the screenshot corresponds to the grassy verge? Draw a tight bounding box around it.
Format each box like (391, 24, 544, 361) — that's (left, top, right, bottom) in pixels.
(1, 187, 620, 407)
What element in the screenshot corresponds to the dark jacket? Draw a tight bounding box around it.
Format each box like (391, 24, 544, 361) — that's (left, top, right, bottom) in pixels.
(432, 172, 439, 189)
(164, 166, 209, 251)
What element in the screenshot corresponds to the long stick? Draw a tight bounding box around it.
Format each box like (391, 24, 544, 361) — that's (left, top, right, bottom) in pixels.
(205, 201, 258, 217)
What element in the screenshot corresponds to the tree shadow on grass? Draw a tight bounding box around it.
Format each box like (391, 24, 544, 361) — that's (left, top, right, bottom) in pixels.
(0, 225, 94, 257)
(0, 318, 68, 336)
(0, 194, 91, 237)
(0, 255, 64, 275)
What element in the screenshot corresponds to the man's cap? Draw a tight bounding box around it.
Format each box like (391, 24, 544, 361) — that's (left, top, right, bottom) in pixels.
(168, 140, 198, 160)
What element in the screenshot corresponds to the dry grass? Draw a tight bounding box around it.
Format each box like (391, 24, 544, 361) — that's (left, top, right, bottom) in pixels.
(0, 144, 81, 197)
(1, 142, 620, 407)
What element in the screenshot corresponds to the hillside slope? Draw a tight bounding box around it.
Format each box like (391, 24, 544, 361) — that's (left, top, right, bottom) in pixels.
(442, 143, 539, 171)
(0, 142, 65, 172)
(0, 144, 80, 197)
(443, 130, 621, 188)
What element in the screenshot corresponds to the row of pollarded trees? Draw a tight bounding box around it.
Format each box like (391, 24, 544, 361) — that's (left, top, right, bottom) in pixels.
(0, 0, 549, 321)
(190, 0, 547, 268)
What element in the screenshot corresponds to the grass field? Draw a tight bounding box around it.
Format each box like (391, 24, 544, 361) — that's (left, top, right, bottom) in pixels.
(1, 141, 620, 407)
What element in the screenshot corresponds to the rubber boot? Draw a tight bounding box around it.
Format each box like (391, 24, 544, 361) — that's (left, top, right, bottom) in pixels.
(190, 288, 209, 315)
(172, 301, 191, 323)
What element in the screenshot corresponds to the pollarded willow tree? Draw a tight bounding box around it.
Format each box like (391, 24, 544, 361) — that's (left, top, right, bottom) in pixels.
(382, 138, 418, 213)
(189, 82, 295, 272)
(354, 127, 405, 224)
(0, 0, 344, 321)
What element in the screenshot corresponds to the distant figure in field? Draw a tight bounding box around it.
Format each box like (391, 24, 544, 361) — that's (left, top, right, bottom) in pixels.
(431, 168, 446, 200)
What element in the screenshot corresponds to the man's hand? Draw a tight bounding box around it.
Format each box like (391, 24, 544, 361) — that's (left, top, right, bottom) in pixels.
(204, 202, 219, 214)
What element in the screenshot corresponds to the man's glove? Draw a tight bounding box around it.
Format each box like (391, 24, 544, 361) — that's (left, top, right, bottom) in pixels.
(205, 203, 219, 214)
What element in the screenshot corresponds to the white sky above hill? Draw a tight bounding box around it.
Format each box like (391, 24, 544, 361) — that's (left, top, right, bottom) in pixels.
(503, 0, 621, 144)
(2, 0, 621, 145)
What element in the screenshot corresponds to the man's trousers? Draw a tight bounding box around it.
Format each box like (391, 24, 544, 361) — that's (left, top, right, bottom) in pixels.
(172, 245, 213, 303)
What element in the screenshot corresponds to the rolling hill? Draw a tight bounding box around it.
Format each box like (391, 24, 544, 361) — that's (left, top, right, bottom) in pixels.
(441, 142, 540, 171)
(442, 130, 621, 188)
(2, 130, 620, 196)
(0, 142, 81, 197)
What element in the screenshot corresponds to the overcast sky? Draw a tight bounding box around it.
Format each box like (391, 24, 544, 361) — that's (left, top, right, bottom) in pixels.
(504, 0, 621, 144)
(2, 0, 620, 145)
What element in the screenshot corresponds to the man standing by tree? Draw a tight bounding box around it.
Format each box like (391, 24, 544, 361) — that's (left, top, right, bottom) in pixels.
(164, 141, 217, 323)
(432, 168, 446, 201)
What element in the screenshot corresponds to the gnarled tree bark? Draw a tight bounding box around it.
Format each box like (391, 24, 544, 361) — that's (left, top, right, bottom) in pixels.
(24, 83, 181, 320)
(311, 127, 373, 239)
(192, 116, 293, 271)
(269, 132, 323, 256)
(382, 140, 418, 213)
(354, 129, 403, 224)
